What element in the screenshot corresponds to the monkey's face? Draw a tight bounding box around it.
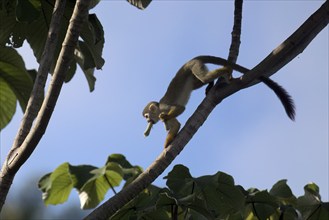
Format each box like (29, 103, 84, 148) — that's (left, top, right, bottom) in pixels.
(143, 102, 161, 137)
(143, 102, 161, 124)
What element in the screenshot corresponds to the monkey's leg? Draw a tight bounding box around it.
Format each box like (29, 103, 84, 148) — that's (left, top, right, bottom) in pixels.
(195, 66, 233, 84)
(210, 66, 233, 84)
(164, 118, 181, 148)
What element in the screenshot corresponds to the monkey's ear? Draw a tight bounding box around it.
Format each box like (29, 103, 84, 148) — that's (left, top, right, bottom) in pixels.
(149, 103, 159, 112)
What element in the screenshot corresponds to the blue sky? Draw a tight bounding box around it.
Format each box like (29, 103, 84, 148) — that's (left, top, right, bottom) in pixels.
(1, 0, 328, 213)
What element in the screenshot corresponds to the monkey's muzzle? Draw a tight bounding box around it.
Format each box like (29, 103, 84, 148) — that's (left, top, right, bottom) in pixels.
(144, 122, 153, 137)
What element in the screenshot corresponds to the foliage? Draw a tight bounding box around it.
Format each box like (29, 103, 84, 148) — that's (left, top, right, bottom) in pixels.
(0, 0, 104, 130)
(38, 154, 143, 209)
(1, 0, 327, 219)
(39, 156, 329, 220)
(0, 46, 34, 130)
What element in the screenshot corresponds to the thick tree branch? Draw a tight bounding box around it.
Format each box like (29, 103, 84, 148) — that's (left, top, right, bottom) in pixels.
(240, 0, 329, 87)
(0, 0, 92, 213)
(10, 0, 66, 156)
(0, 0, 66, 212)
(10, 0, 91, 170)
(85, 1, 328, 219)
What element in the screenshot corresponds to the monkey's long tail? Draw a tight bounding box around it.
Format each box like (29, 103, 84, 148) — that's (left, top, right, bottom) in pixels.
(260, 76, 296, 121)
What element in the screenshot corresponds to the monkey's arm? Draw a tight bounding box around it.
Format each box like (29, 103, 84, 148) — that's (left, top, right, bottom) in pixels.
(163, 118, 181, 148)
(159, 104, 185, 121)
(195, 66, 233, 84)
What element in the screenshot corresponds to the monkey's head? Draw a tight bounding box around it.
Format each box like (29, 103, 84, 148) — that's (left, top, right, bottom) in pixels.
(142, 101, 161, 136)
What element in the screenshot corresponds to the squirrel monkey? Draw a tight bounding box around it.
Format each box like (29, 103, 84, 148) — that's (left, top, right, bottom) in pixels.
(143, 55, 295, 147)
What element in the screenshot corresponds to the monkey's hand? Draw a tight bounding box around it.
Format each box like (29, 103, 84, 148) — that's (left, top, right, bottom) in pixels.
(159, 112, 169, 121)
(164, 118, 181, 148)
(218, 66, 233, 84)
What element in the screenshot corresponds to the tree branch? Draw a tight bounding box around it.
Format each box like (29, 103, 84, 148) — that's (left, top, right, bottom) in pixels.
(0, 0, 66, 212)
(84, 1, 328, 219)
(0, 0, 92, 213)
(227, 0, 243, 64)
(10, 0, 66, 156)
(206, 0, 242, 94)
(240, 0, 329, 87)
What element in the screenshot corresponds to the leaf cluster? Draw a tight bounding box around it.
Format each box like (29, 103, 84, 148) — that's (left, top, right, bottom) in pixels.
(114, 165, 328, 220)
(0, 0, 105, 130)
(39, 156, 329, 220)
(38, 154, 143, 209)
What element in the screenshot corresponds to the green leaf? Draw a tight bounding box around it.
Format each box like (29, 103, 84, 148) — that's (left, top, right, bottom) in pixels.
(73, 14, 104, 92)
(64, 62, 77, 83)
(245, 190, 278, 220)
(165, 164, 193, 196)
(82, 66, 96, 92)
(1, 1, 104, 91)
(138, 210, 170, 220)
(38, 173, 52, 193)
(0, 2, 17, 46)
(105, 162, 124, 177)
(186, 197, 216, 220)
(68, 164, 98, 190)
(270, 179, 297, 205)
(39, 163, 125, 209)
(279, 205, 299, 220)
(0, 46, 33, 112)
(156, 191, 178, 207)
(43, 163, 76, 205)
(75, 41, 96, 70)
(105, 170, 123, 188)
(74, 41, 96, 92)
(16, 0, 41, 23)
(10, 21, 27, 48)
(304, 182, 321, 199)
(106, 154, 142, 185)
(0, 78, 16, 130)
(134, 185, 163, 210)
(79, 14, 105, 70)
(79, 166, 123, 209)
(123, 167, 144, 187)
(194, 172, 245, 218)
(165, 166, 245, 219)
(25, 3, 51, 61)
(106, 154, 133, 168)
(155, 190, 216, 219)
(297, 183, 329, 220)
(111, 185, 164, 220)
(127, 0, 152, 10)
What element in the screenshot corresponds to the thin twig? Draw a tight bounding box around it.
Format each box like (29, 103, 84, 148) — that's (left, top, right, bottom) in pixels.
(227, 0, 243, 64)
